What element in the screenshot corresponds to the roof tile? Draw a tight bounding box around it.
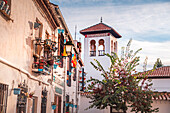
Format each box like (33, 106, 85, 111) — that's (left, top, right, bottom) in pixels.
(140, 66, 170, 78)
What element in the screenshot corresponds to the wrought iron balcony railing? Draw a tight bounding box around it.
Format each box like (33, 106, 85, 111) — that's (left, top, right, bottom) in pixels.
(90, 51, 96, 57)
(98, 50, 105, 56)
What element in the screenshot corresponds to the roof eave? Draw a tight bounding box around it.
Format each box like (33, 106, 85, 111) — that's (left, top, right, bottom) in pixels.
(80, 30, 122, 38)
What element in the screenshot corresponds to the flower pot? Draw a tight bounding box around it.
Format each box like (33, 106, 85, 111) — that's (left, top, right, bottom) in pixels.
(13, 88, 21, 95)
(52, 105, 56, 110)
(70, 104, 74, 108)
(47, 59, 54, 65)
(38, 69, 43, 72)
(4, 4, 9, 12)
(65, 103, 69, 107)
(6, 9, 10, 15)
(54, 64, 57, 69)
(38, 62, 44, 69)
(0, 1, 5, 10)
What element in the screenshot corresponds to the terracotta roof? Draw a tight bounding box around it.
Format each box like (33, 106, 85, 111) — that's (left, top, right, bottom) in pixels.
(140, 66, 170, 78)
(80, 92, 94, 96)
(153, 92, 170, 101)
(80, 23, 112, 32)
(80, 22, 122, 38)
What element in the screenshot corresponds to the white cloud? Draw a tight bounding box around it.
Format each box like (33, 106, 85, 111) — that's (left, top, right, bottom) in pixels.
(118, 39, 170, 71)
(60, 2, 170, 40)
(55, 1, 170, 71)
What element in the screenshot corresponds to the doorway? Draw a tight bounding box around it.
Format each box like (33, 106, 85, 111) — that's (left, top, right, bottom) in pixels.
(54, 95, 62, 113)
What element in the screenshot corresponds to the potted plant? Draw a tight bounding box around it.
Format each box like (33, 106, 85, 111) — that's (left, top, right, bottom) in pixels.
(0, 1, 5, 10)
(29, 91, 35, 98)
(13, 88, 21, 95)
(47, 58, 54, 65)
(51, 102, 56, 110)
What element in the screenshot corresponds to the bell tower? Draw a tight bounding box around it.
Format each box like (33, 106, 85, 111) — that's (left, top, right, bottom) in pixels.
(80, 19, 122, 80)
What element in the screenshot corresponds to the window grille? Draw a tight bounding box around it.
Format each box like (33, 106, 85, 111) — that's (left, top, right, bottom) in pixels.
(0, 83, 8, 113)
(90, 51, 96, 56)
(41, 90, 47, 113)
(0, 0, 11, 16)
(98, 50, 105, 56)
(16, 84, 28, 113)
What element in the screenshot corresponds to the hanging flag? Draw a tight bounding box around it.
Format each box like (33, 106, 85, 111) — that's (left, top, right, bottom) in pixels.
(62, 46, 67, 57)
(71, 54, 77, 68)
(67, 71, 69, 75)
(64, 39, 67, 44)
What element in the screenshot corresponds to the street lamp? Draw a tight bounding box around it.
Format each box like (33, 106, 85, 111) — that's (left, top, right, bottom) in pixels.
(63, 41, 73, 113)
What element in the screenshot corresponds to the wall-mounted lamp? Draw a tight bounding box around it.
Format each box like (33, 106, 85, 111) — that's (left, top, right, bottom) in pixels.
(65, 41, 73, 53)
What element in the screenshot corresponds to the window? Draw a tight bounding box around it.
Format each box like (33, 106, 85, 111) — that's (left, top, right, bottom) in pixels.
(90, 40, 96, 56)
(98, 39, 105, 56)
(0, 83, 8, 113)
(44, 31, 52, 60)
(34, 19, 43, 39)
(66, 95, 69, 113)
(16, 83, 28, 113)
(58, 34, 64, 68)
(32, 19, 43, 70)
(0, 0, 11, 19)
(54, 95, 61, 113)
(73, 68, 76, 81)
(114, 41, 117, 53)
(71, 99, 74, 113)
(41, 89, 47, 113)
(111, 40, 113, 53)
(32, 97, 38, 113)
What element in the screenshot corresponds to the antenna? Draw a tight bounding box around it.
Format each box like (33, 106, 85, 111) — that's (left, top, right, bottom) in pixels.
(100, 17, 102, 23)
(75, 25, 77, 40)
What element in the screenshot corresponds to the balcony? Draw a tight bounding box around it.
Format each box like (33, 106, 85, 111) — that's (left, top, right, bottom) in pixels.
(0, 0, 13, 21)
(98, 50, 105, 56)
(90, 51, 96, 57)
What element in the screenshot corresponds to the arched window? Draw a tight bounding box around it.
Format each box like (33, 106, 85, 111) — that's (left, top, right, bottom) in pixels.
(111, 40, 113, 53)
(98, 39, 105, 56)
(114, 41, 117, 53)
(90, 40, 96, 56)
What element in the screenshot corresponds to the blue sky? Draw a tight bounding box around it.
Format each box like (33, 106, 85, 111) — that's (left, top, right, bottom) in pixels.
(50, 0, 170, 71)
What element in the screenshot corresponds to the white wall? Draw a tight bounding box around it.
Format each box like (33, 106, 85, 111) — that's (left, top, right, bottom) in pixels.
(79, 95, 110, 113)
(0, 0, 56, 113)
(84, 36, 111, 81)
(151, 78, 170, 92)
(80, 95, 170, 113)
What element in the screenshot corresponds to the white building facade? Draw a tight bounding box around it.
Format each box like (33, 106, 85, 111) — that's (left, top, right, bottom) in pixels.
(80, 21, 121, 81)
(0, 1, 83, 113)
(79, 20, 122, 113)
